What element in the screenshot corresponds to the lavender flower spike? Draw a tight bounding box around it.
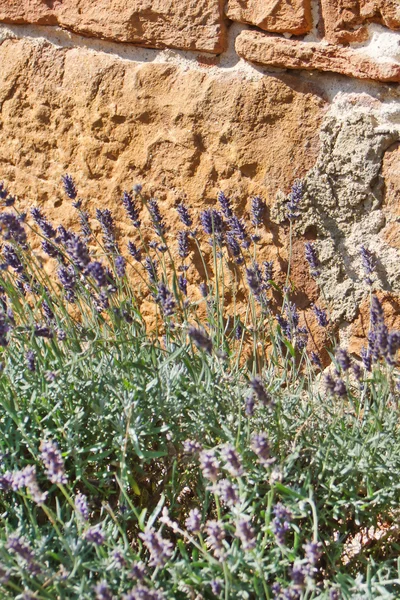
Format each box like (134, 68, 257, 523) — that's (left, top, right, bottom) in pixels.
(176, 203, 193, 227)
(251, 196, 265, 227)
(188, 326, 213, 354)
(360, 245, 375, 285)
(304, 242, 320, 278)
(40, 440, 67, 484)
(217, 191, 233, 219)
(62, 174, 78, 200)
(139, 528, 173, 567)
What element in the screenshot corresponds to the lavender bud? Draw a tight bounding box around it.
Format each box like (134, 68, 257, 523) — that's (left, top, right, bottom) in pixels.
(226, 232, 243, 264)
(61, 174, 78, 200)
(205, 520, 226, 560)
(129, 561, 146, 581)
(75, 493, 89, 521)
(250, 196, 265, 227)
(220, 444, 244, 477)
(199, 283, 208, 298)
(359, 245, 375, 285)
(57, 266, 76, 303)
(271, 503, 292, 545)
(40, 440, 67, 485)
(3, 244, 24, 273)
(310, 351, 322, 369)
(213, 479, 239, 506)
(183, 439, 202, 454)
(66, 235, 90, 270)
(84, 525, 106, 545)
(334, 378, 347, 397)
(122, 191, 141, 228)
(176, 203, 193, 227)
(178, 274, 187, 296)
(185, 508, 202, 534)
(6, 534, 40, 574)
(313, 305, 328, 327)
(26, 351, 36, 373)
(115, 255, 126, 278)
(94, 581, 113, 600)
(304, 243, 320, 278)
(139, 528, 173, 567)
(127, 241, 142, 261)
(144, 257, 158, 285)
(250, 376, 271, 406)
(177, 230, 189, 259)
(188, 326, 213, 354)
(250, 432, 272, 466)
(148, 199, 166, 237)
(200, 209, 223, 237)
(210, 580, 222, 595)
(30, 207, 56, 239)
(336, 348, 352, 372)
(287, 179, 303, 220)
(156, 282, 176, 317)
(133, 184, 143, 194)
(235, 517, 256, 551)
(217, 191, 233, 219)
(199, 449, 220, 482)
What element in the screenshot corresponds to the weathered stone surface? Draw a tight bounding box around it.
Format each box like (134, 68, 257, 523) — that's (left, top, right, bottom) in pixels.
(0, 0, 227, 53)
(235, 30, 400, 82)
(0, 36, 324, 227)
(320, 0, 400, 45)
(382, 143, 400, 250)
(225, 0, 312, 35)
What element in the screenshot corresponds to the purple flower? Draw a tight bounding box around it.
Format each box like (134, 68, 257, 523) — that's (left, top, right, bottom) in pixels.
(0, 212, 27, 246)
(115, 255, 126, 278)
(217, 191, 233, 219)
(148, 199, 166, 237)
(0, 181, 8, 199)
(263, 261, 273, 288)
(200, 209, 223, 237)
(133, 184, 143, 194)
(205, 520, 226, 560)
(235, 517, 256, 551)
(30, 207, 56, 239)
(75, 493, 89, 521)
(62, 174, 78, 200)
(246, 265, 262, 297)
(305, 243, 320, 278)
(139, 528, 173, 567)
(127, 241, 142, 261)
(210, 580, 222, 596)
(235, 323, 243, 340)
(16, 466, 47, 505)
(41, 240, 62, 260)
(177, 230, 189, 259)
(129, 561, 146, 581)
(310, 352, 322, 369)
(313, 305, 328, 327)
(336, 348, 351, 372)
(34, 323, 54, 339)
(144, 257, 158, 285)
(122, 191, 141, 228)
(25, 350, 35, 372)
(185, 508, 202, 534)
(250, 376, 271, 406)
(251, 196, 265, 227)
(94, 581, 113, 600)
(303, 541, 322, 566)
(229, 215, 248, 246)
(57, 266, 76, 303)
(287, 180, 303, 220)
(6, 534, 40, 574)
(250, 432, 273, 466)
(176, 203, 192, 227)
(360, 347, 372, 372)
(40, 440, 67, 485)
(226, 232, 243, 264)
(79, 211, 91, 238)
(199, 449, 220, 482)
(199, 283, 208, 298)
(334, 378, 347, 397)
(183, 439, 202, 454)
(271, 503, 292, 545)
(66, 235, 90, 269)
(3, 244, 24, 273)
(84, 525, 106, 545)
(87, 261, 107, 288)
(370, 295, 384, 328)
(96, 208, 118, 253)
(188, 326, 213, 354)
(178, 274, 187, 296)
(220, 444, 244, 477)
(360, 245, 375, 285)
(56, 225, 73, 244)
(124, 585, 164, 600)
(156, 282, 176, 317)
(213, 479, 239, 506)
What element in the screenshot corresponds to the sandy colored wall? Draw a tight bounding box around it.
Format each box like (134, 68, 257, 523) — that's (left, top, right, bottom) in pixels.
(0, 0, 399, 350)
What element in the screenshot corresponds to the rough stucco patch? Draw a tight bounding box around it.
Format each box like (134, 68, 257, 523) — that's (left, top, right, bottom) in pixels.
(272, 108, 400, 325)
(225, 0, 312, 35)
(0, 0, 227, 53)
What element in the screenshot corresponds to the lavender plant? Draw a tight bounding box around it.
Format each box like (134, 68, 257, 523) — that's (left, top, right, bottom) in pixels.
(0, 176, 397, 599)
